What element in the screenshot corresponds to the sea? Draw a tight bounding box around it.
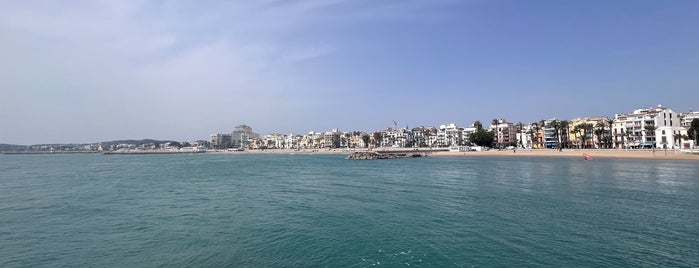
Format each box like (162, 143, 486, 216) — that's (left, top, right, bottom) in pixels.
(1, 153, 697, 267)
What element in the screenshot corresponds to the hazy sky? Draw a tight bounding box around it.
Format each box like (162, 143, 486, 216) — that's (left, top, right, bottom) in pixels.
(2, 0, 698, 144)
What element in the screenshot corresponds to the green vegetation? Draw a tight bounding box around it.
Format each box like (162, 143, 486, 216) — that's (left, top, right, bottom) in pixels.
(689, 119, 699, 144)
(469, 129, 495, 147)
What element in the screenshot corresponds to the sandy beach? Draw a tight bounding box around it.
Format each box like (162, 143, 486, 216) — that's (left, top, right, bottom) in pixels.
(432, 149, 699, 161)
(207, 148, 699, 161)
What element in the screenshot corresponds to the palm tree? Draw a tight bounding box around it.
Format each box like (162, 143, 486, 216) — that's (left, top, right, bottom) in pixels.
(491, 119, 499, 148)
(531, 122, 542, 149)
(673, 132, 685, 150)
(559, 120, 570, 149)
(372, 132, 382, 148)
(517, 122, 524, 148)
(574, 123, 593, 149)
(550, 120, 560, 149)
(586, 123, 595, 148)
(594, 122, 607, 149)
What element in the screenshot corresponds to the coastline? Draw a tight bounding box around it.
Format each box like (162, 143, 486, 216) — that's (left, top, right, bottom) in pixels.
(431, 148, 699, 161)
(206, 148, 699, 161)
(4, 148, 698, 161)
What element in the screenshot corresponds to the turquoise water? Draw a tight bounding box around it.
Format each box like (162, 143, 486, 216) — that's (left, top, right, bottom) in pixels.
(1, 154, 698, 267)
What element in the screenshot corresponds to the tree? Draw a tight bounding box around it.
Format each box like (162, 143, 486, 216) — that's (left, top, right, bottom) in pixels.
(372, 132, 382, 147)
(491, 119, 500, 148)
(573, 123, 593, 149)
(469, 129, 495, 147)
(673, 132, 685, 149)
(362, 134, 370, 148)
(550, 120, 560, 149)
(595, 122, 607, 149)
(473, 121, 483, 131)
(517, 122, 524, 148)
(531, 122, 542, 149)
(559, 120, 570, 148)
(689, 119, 699, 146)
(168, 141, 182, 148)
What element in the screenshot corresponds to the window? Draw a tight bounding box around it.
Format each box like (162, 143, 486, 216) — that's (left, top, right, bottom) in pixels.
(662, 130, 665, 135)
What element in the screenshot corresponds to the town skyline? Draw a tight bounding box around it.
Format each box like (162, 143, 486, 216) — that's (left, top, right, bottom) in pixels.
(4, 104, 697, 149)
(2, 1, 698, 145)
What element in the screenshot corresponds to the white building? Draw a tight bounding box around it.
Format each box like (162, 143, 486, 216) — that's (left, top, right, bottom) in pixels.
(612, 106, 681, 149)
(681, 110, 699, 127)
(438, 123, 461, 147)
(516, 124, 532, 149)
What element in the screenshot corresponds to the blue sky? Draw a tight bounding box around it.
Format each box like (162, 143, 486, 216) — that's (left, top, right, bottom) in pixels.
(1, 0, 698, 144)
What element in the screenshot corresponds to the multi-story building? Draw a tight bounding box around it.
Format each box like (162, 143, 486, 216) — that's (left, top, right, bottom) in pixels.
(462, 126, 477, 146)
(569, 117, 611, 149)
(612, 106, 681, 149)
(324, 129, 341, 148)
(541, 119, 558, 149)
(516, 124, 531, 149)
(231, 124, 259, 149)
(411, 126, 437, 147)
(489, 119, 517, 147)
(681, 110, 699, 127)
(210, 133, 232, 149)
(438, 123, 461, 147)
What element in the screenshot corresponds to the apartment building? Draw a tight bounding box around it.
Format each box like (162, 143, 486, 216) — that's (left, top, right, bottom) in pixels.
(489, 119, 517, 146)
(612, 106, 681, 149)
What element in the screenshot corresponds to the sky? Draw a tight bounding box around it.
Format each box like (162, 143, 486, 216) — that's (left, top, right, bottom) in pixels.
(1, 0, 698, 144)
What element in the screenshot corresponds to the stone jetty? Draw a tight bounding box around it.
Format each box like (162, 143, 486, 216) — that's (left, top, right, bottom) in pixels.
(347, 151, 426, 160)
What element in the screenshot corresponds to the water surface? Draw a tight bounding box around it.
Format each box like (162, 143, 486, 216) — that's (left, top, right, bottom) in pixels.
(1, 154, 697, 267)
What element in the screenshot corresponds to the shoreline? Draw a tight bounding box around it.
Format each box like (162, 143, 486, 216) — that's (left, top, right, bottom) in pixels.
(4, 148, 698, 161)
(432, 149, 699, 161)
(208, 148, 699, 161)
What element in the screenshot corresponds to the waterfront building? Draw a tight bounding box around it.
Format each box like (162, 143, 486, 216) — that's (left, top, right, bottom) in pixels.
(680, 110, 699, 127)
(528, 122, 545, 149)
(516, 124, 532, 149)
(324, 129, 341, 148)
(231, 125, 259, 149)
(489, 120, 516, 147)
(260, 133, 287, 149)
(411, 126, 436, 147)
(540, 119, 558, 149)
(612, 106, 681, 149)
(210, 133, 232, 149)
(438, 123, 461, 147)
(569, 117, 611, 149)
(462, 126, 477, 146)
(347, 132, 367, 148)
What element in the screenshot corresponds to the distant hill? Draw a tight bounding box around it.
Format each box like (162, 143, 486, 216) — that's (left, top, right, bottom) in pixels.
(0, 139, 178, 151)
(98, 139, 177, 146)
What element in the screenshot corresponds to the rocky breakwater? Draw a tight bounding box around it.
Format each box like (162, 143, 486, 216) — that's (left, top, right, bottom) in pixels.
(347, 151, 426, 160)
